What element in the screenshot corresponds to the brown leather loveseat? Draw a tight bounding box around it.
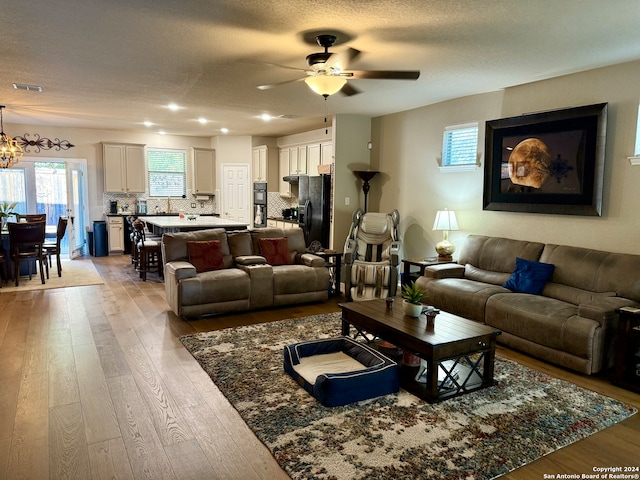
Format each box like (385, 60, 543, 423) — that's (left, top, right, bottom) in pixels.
(416, 235, 640, 374)
(162, 227, 329, 319)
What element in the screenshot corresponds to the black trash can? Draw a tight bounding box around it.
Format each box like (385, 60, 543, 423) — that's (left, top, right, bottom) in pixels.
(93, 220, 108, 257)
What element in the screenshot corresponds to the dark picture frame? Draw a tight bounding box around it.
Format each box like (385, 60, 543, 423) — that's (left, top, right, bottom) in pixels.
(483, 103, 607, 216)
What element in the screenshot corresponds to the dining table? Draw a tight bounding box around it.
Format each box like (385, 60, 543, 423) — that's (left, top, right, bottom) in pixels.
(137, 215, 249, 235)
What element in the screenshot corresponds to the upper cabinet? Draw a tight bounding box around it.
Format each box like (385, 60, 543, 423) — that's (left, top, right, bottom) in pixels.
(252, 145, 269, 183)
(288, 146, 307, 175)
(193, 147, 216, 195)
(103, 143, 146, 193)
(306, 142, 333, 176)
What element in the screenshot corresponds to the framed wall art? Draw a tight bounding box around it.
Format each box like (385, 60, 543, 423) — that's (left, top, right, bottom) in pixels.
(483, 103, 607, 216)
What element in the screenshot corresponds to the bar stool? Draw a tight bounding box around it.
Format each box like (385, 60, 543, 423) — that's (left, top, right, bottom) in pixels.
(133, 219, 163, 281)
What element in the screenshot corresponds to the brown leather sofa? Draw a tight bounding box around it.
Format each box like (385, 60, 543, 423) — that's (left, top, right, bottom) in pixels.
(416, 235, 640, 374)
(162, 227, 330, 319)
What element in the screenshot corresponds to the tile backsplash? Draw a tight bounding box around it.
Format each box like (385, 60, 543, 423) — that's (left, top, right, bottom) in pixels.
(103, 190, 218, 215)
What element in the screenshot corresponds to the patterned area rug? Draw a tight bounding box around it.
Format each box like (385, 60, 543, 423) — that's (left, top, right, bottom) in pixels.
(180, 313, 636, 480)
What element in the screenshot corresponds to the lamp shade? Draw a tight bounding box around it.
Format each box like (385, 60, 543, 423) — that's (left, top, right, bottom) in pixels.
(432, 209, 459, 231)
(304, 75, 347, 96)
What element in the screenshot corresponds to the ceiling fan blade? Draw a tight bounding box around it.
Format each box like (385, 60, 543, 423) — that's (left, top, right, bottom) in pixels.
(261, 62, 308, 73)
(257, 77, 305, 90)
(346, 70, 420, 80)
(340, 82, 361, 97)
(330, 47, 361, 71)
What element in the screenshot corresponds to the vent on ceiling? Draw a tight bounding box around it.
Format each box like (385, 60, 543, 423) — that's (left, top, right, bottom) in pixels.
(276, 114, 300, 119)
(13, 83, 43, 92)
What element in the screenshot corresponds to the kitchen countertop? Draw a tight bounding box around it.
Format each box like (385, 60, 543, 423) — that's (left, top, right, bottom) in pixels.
(268, 216, 299, 223)
(138, 215, 248, 231)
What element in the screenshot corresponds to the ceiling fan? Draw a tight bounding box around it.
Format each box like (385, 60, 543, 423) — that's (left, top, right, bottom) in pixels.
(257, 34, 420, 97)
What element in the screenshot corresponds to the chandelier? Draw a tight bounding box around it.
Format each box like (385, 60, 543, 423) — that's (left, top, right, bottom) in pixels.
(0, 105, 23, 168)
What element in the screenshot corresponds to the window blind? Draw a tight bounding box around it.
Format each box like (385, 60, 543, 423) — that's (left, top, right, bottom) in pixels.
(147, 149, 186, 197)
(442, 123, 478, 166)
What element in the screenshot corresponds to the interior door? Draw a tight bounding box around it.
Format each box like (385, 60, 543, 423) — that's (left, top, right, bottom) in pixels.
(66, 160, 87, 258)
(221, 164, 250, 223)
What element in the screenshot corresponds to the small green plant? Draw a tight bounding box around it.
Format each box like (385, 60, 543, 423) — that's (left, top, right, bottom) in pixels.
(401, 281, 425, 305)
(0, 201, 17, 218)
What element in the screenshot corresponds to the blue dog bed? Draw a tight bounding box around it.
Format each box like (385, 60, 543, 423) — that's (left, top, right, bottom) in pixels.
(284, 336, 399, 407)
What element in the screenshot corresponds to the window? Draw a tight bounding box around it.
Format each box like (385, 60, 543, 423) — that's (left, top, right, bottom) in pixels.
(147, 148, 186, 197)
(441, 122, 479, 171)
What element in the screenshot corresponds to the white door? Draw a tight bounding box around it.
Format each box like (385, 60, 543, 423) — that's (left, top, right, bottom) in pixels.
(66, 160, 87, 258)
(221, 164, 250, 224)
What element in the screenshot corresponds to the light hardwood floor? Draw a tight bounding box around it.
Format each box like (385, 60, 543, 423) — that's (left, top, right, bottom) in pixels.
(0, 254, 638, 479)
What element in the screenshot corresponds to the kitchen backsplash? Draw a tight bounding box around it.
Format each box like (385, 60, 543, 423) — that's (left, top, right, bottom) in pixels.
(103, 191, 218, 215)
(105, 190, 295, 217)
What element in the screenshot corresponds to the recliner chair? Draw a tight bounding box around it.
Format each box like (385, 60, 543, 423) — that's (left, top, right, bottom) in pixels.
(343, 209, 401, 301)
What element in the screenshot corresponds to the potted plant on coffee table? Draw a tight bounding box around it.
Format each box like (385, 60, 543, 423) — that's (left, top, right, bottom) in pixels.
(401, 281, 425, 317)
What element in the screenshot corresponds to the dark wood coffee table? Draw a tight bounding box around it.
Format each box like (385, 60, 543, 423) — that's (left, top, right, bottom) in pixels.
(340, 298, 501, 403)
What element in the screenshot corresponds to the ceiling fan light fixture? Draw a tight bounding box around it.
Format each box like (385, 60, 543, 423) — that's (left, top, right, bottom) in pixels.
(304, 75, 347, 96)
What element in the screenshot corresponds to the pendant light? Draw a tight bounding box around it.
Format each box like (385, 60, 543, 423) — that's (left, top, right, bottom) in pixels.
(0, 106, 23, 169)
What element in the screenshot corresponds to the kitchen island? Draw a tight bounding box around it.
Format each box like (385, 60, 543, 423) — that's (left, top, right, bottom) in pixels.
(138, 215, 248, 234)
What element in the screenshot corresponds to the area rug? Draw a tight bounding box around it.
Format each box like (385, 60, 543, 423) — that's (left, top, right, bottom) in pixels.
(180, 313, 636, 480)
(0, 259, 104, 292)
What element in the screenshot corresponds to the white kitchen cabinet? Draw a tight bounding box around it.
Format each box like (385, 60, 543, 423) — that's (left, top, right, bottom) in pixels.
(107, 216, 125, 253)
(267, 219, 278, 228)
(321, 142, 333, 166)
(279, 149, 292, 197)
(307, 144, 321, 176)
(252, 146, 269, 183)
(288, 146, 307, 175)
(103, 143, 146, 193)
(193, 148, 216, 195)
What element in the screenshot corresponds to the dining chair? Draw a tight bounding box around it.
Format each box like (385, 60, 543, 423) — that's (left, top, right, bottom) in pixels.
(8, 221, 47, 286)
(0, 248, 8, 287)
(17, 213, 47, 223)
(43, 216, 68, 277)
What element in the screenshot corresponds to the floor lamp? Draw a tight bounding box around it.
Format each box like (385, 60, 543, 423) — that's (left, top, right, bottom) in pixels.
(354, 171, 379, 212)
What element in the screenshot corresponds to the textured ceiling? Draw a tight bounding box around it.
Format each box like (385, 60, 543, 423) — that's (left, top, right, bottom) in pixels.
(2, 0, 640, 137)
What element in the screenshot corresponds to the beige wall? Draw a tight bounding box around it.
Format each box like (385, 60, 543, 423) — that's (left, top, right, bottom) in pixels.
(371, 60, 640, 258)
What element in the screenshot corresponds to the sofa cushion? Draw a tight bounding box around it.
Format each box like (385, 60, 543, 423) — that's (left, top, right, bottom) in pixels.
(458, 235, 544, 274)
(485, 293, 593, 359)
(503, 257, 555, 294)
(422, 277, 510, 323)
(162, 228, 233, 268)
(187, 240, 224, 273)
(227, 230, 253, 257)
(259, 237, 292, 266)
(179, 268, 250, 306)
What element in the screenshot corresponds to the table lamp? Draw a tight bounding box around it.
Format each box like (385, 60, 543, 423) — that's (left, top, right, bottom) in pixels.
(432, 209, 459, 261)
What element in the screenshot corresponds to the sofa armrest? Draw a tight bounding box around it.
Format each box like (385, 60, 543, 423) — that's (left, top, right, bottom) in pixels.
(165, 261, 197, 281)
(236, 255, 267, 266)
(578, 297, 639, 327)
(299, 253, 325, 267)
(422, 263, 465, 280)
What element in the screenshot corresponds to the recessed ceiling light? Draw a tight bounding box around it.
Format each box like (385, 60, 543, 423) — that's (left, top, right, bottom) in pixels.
(198, 117, 208, 124)
(260, 113, 272, 121)
(158, 130, 166, 135)
(220, 128, 229, 134)
(167, 103, 180, 111)
(143, 121, 153, 127)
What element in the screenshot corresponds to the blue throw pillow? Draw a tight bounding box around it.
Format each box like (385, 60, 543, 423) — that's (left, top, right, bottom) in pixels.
(503, 257, 555, 295)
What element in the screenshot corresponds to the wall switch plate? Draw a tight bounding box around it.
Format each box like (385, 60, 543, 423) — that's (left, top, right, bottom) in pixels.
(191, 203, 196, 208)
(345, 197, 350, 206)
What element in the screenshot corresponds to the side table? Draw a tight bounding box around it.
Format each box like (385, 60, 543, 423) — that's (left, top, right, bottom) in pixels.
(613, 307, 640, 392)
(401, 257, 453, 287)
(314, 251, 343, 296)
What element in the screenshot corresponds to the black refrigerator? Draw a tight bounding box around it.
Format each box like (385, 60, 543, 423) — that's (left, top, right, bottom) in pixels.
(298, 174, 331, 248)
